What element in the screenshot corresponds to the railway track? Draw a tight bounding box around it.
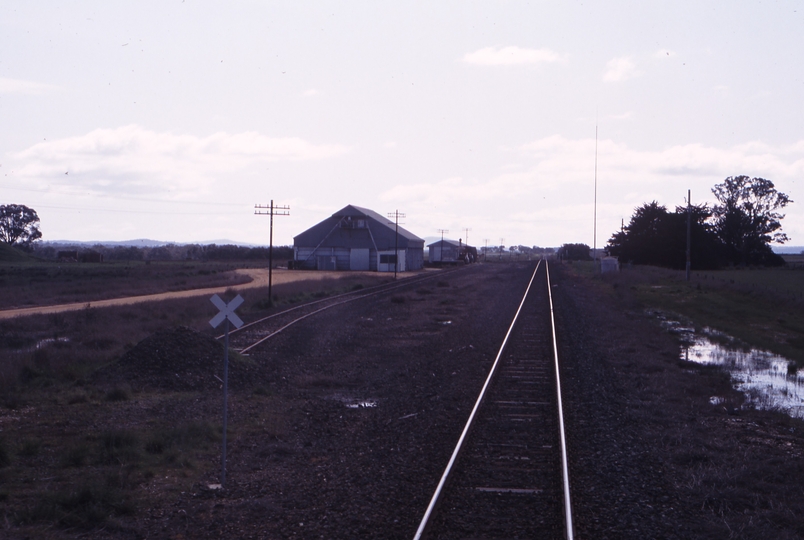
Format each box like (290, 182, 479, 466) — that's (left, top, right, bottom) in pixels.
(414, 260, 574, 540)
(221, 267, 461, 353)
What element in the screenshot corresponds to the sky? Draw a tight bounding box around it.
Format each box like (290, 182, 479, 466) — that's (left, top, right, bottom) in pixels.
(1, 1, 803, 249)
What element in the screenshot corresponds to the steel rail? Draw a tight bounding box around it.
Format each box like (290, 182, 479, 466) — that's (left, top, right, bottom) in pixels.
(234, 267, 465, 353)
(218, 268, 460, 341)
(412, 260, 542, 540)
(225, 270, 455, 339)
(546, 260, 574, 539)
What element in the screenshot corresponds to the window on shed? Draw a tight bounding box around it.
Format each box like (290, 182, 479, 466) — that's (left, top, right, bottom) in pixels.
(340, 217, 367, 229)
(380, 254, 397, 264)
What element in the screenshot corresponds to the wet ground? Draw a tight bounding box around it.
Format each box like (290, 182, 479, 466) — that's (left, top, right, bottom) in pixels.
(652, 309, 804, 418)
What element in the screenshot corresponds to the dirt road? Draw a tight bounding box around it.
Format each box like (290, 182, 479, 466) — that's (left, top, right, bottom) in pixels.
(0, 268, 402, 320)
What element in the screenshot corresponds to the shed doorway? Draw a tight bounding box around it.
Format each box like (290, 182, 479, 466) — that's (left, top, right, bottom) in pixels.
(350, 248, 370, 271)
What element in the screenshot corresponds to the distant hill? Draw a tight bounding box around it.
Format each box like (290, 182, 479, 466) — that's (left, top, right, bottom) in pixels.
(43, 238, 265, 248)
(772, 245, 804, 254)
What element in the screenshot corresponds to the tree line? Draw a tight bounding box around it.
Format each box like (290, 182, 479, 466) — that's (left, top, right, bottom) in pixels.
(607, 176, 792, 269)
(32, 242, 294, 262)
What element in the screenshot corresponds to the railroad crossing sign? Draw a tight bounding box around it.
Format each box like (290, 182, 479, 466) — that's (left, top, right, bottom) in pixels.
(209, 293, 244, 489)
(209, 294, 244, 329)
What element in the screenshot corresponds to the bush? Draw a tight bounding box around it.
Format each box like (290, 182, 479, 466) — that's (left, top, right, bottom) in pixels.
(61, 444, 90, 468)
(104, 387, 130, 402)
(99, 430, 140, 464)
(22, 484, 134, 529)
(0, 438, 11, 467)
(18, 439, 40, 458)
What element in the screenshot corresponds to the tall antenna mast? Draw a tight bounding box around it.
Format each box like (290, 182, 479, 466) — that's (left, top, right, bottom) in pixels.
(593, 122, 598, 270)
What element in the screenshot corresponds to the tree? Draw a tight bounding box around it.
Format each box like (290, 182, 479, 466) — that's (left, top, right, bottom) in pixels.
(0, 204, 42, 249)
(607, 201, 723, 269)
(558, 243, 592, 261)
(711, 176, 791, 266)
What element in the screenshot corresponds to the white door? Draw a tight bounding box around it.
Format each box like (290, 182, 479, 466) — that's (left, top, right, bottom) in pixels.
(350, 248, 370, 270)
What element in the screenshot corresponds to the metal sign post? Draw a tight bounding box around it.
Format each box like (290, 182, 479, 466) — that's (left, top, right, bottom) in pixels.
(209, 293, 244, 488)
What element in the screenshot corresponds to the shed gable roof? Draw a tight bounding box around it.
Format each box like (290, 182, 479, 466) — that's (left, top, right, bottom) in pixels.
(294, 204, 424, 249)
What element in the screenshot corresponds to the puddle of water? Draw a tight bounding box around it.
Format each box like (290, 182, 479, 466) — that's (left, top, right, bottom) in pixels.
(682, 336, 804, 417)
(345, 401, 377, 409)
(329, 394, 378, 409)
(36, 337, 70, 349)
(648, 309, 804, 417)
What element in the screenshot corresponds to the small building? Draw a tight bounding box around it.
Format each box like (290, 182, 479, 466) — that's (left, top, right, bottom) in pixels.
(293, 205, 425, 272)
(600, 256, 620, 273)
(427, 239, 477, 264)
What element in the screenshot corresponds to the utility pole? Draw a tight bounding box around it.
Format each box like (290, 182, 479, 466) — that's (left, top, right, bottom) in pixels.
(437, 229, 448, 262)
(483, 238, 489, 261)
(387, 210, 405, 279)
(463, 227, 472, 247)
(255, 200, 290, 306)
(686, 189, 691, 282)
(500, 238, 505, 261)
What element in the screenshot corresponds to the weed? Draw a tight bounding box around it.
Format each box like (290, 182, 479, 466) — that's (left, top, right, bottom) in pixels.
(145, 421, 218, 458)
(416, 288, 433, 295)
(67, 391, 89, 404)
(18, 439, 41, 458)
(0, 490, 8, 502)
(99, 429, 140, 464)
(22, 484, 134, 529)
(19, 364, 45, 384)
(104, 386, 130, 402)
(61, 444, 91, 468)
(351, 284, 364, 291)
(437, 280, 449, 287)
(390, 295, 406, 304)
(0, 438, 11, 467)
(253, 385, 272, 396)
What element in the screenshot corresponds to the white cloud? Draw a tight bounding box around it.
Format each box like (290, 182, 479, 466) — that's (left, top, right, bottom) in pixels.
(603, 57, 640, 82)
(463, 46, 567, 66)
(10, 125, 350, 198)
(0, 77, 59, 95)
(379, 136, 804, 247)
(609, 111, 634, 121)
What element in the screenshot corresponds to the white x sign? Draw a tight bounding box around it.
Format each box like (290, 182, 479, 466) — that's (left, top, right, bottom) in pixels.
(209, 294, 244, 329)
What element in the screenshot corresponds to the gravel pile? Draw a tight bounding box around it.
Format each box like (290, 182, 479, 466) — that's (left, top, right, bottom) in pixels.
(97, 325, 259, 391)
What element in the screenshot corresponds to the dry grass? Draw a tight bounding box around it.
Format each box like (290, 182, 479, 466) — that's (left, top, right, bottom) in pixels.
(0, 260, 255, 310)
(0, 270, 390, 396)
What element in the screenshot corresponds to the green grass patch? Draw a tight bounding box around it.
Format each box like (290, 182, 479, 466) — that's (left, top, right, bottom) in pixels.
(624, 267, 804, 366)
